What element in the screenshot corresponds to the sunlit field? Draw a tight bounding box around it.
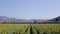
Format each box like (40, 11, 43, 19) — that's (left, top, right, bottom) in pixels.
(0, 24, 60, 34)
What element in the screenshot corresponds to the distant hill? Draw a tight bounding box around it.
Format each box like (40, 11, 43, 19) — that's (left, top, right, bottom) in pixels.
(0, 16, 60, 24)
(0, 16, 26, 22)
(48, 16, 60, 21)
(0, 16, 46, 22)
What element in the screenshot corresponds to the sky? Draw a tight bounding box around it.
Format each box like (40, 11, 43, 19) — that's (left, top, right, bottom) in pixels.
(0, 0, 60, 19)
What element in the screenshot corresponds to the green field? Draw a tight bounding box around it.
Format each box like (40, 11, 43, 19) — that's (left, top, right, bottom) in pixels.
(0, 24, 60, 34)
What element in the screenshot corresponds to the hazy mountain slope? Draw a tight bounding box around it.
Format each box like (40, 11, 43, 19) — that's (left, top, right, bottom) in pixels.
(48, 16, 60, 21)
(0, 16, 46, 22)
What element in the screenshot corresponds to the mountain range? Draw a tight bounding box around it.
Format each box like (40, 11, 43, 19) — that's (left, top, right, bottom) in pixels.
(0, 16, 46, 22)
(0, 16, 60, 22)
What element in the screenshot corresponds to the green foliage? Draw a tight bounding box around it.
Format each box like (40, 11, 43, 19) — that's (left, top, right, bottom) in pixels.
(0, 24, 60, 34)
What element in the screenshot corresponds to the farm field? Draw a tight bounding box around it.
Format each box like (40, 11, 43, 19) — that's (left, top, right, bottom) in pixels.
(0, 24, 60, 34)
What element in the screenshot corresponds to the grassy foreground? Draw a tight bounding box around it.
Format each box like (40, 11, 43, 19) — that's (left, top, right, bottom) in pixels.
(0, 24, 60, 34)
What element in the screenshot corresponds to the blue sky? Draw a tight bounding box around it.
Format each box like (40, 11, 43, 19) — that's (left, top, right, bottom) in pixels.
(0, 0, 60, 19)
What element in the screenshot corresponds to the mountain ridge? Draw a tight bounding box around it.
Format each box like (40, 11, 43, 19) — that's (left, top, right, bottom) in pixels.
(0, 16, 46, 22)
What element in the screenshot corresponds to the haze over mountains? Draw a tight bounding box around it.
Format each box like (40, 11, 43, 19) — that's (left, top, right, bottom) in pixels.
(0, 16, 60, 22)
(0, 16, 46, 22)
(49, 16, 60, 21)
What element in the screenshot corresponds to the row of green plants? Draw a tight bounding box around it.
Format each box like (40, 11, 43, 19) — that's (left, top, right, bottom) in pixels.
(0, 24, 60, 34)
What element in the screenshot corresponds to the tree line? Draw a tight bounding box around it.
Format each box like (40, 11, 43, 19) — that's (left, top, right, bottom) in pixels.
(0, 20, 60, 24)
